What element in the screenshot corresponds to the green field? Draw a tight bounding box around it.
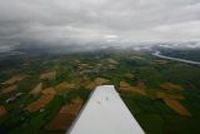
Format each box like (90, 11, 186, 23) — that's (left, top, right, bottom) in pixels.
(0, 49, 200, 134)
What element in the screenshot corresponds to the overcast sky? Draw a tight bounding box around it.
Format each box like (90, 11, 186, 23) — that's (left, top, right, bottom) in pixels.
(0, 0, 200, 50)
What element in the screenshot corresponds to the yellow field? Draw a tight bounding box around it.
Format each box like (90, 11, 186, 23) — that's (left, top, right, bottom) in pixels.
(156, 92, 185, 100)
(25, 87, 55, 113)
(94, 78, 110, 86)
(55, 81, 76, 93)
(40, 71, 56, 80)
(160, 82, 183, 90)
(80, 77, 110, 90)
(163, 99, 191, 116)
(120, 81, 133, 91)
(1, 75, 26, 85)
(133, 88, 147, 96)
(85, 81, 96, 90)
(0, 85, 17, 94)
(42, 87, 56, 95)
(30, 83, 43, 95)
(133, 81, 147, 96)
(78, 64, 89, 67)
(45, 97, 83, 130)
(120, 81, 147, 96)
(156, 91, 190, 116)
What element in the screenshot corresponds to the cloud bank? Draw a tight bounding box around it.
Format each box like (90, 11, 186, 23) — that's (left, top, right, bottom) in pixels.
(0, 0, 200, 50)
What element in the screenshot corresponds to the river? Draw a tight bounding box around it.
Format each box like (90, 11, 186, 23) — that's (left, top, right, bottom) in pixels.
(153, 51, 200, 65)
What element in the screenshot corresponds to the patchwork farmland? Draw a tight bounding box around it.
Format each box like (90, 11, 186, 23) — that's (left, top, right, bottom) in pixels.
(0, 49, 200, 134)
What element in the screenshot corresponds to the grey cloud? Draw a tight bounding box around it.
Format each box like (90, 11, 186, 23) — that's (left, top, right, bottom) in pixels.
(0, 0, 200, 50)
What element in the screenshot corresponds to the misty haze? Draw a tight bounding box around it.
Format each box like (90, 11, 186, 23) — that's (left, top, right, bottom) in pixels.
(0, 0, 200, 134)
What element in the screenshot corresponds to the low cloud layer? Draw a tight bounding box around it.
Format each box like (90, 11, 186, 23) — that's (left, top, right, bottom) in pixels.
(0, 0, 200, 50)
